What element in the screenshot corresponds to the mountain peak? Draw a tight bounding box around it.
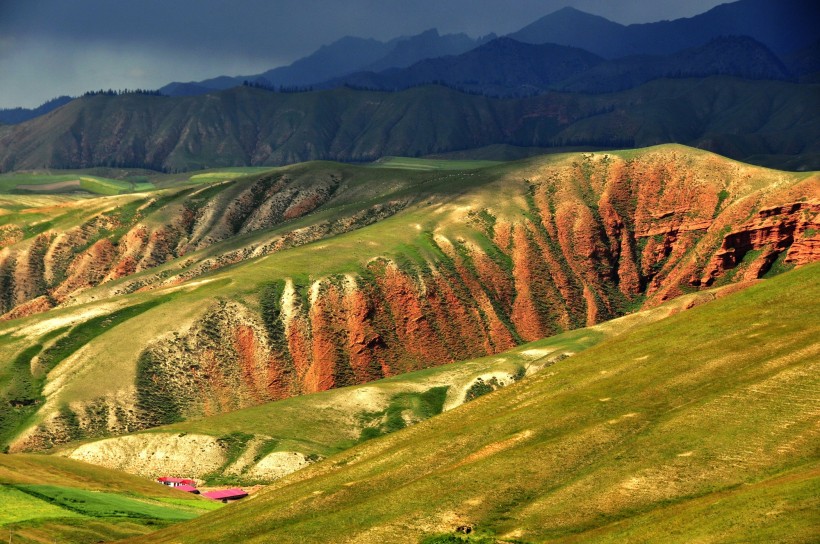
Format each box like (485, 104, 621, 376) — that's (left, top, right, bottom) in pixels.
(507, 6, 626, 56)
(416, 28, 440, 38)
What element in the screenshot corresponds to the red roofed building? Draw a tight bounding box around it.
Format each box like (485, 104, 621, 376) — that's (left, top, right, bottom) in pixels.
(175, 484, 200, 494)
(202, 488, 248, 502)
(157, 477, 196, 487)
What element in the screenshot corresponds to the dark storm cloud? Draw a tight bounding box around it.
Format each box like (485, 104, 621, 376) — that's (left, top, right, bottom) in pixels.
(0, 0, 729, 108)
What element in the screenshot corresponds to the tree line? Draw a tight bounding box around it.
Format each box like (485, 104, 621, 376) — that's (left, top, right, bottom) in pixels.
(83, 89, 166, 97)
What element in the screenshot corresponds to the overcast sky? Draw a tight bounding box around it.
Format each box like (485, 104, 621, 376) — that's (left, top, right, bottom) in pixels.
(0, 0, 730, 109)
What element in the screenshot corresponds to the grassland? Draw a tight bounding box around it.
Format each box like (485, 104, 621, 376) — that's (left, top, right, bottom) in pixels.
(0, 453, 220, 543)
(370, 157, 503, 171)
(60, 324, 602, 482)
(186, 167, 278, 182)
(0, 167, 289, 196)
(129, 263, 819, 543)
(0, 172, 142, 195)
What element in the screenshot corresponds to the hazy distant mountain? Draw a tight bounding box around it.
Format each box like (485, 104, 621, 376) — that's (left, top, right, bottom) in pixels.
(358, 28, 495, 73)
(160, 29, 489, 96)
(325, 38, 603, 96)
(159, 81, 217, 97)
(324, 35, 793, 96)
(0, 96, 73, 125)
(159, 36, 391, 96)
(508, 7, 627, 57)
(557, 36, 793, 93)
(509, 0, 819, 57)
(784, 39, 820, 83)
(2, 78, 817, 172)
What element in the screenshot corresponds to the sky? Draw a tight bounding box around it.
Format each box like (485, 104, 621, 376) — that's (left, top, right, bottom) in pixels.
(0, 0, 729, 109)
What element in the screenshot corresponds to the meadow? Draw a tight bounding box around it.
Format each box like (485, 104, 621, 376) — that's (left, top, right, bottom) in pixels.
(0, 454, 220, 543)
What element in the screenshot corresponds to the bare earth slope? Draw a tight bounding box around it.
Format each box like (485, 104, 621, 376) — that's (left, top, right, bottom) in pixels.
(0, 146, 817, 452)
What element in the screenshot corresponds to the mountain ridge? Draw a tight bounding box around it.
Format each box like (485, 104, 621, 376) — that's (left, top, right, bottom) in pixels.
(324, 35, 793, 96)
(509, 0, 819, 57)
(1, 146, 817, 453)
(1, 78, 818, 173)
(159, 28, 490, 97)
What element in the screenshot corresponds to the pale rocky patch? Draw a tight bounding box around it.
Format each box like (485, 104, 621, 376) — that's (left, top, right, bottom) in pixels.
(63, 433, 226, 479)
(10, 303, 121, 339)
(248, 451, 313, 480)
(443, 371, 518, 412)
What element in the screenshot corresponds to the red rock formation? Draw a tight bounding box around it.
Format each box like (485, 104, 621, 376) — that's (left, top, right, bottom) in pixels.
(7, 151, 820, 448)
(51, 239, 118, 302)
(0, 295, 53, 321)
(700, 202, 820, 285)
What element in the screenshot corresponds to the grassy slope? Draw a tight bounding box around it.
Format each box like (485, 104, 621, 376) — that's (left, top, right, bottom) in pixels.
(0, 145, 814, 450)
(0, 453, 219, 543)
(0, 172, 138, 195)
(0, 166, 290, 195)
(370, 157, 503, 171)
(131, 263, 820, 543)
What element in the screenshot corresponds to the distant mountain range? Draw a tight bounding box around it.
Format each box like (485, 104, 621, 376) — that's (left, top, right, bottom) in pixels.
(0, 0, 816, 173)
(1, 77, 817, 173)
(0, 96, 73, 125)
(509, 0, 818, 57)
(165, 0, 817, 97)
(2, 0, 817, 124)
(322, 38, 604, 96)
(322, 35, 793, 96)
(159, 28, 495, 97)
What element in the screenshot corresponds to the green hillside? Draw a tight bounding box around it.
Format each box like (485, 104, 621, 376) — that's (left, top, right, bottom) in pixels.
(129, 263, 819, 543)
(0, 146, 816, 457)
(0, 172, 140, 195)
(1, 78, 818, 172)
(0, 454, 219, 543)
(0, 166, 283, 196)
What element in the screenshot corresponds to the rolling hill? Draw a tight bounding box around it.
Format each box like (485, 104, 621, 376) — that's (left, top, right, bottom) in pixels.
(0, 146, 817, 455)
(123, 258, 820, 543)
(1, 78, 818, 173)
(0, 453, 219, 543)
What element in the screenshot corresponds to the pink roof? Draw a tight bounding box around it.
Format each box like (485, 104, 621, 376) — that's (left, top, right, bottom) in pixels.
(157, 477, 195, 484)
(176, 484, 199, 493)
(202, 488, 248, 500)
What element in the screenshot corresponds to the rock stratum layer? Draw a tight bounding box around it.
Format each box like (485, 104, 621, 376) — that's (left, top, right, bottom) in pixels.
(1, 146, 818, 451)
